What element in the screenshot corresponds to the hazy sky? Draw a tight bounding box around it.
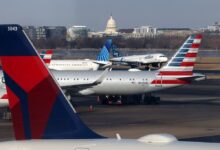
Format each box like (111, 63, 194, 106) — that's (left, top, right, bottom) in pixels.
(0, 0, 220, 30)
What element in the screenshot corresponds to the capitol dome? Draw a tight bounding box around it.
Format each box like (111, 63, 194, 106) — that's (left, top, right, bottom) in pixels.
(105, 15, 118, 35)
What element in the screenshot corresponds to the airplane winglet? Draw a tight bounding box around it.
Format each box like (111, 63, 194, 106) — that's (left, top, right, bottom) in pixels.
(94, 68, 109, 84)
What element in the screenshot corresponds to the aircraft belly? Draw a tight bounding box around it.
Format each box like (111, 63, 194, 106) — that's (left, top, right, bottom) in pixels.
(93, 82, 146, 95)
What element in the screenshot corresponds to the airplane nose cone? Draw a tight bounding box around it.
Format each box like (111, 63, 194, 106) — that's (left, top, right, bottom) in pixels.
(162, 57, 168, 62)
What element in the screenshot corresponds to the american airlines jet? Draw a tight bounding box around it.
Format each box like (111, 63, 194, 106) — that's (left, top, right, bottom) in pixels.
(0, 24, 219, 150)
(52, 34, 205, 104)
(40, 40, 112, 71)
(0, 32, 205, 105)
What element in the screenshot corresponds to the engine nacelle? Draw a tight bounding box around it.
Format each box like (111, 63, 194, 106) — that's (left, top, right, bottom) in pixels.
(138, 134, 177, 144)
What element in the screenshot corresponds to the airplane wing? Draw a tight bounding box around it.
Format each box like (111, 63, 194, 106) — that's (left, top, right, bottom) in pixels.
(61, 69, 109, 94)
(177, 73, 206, 81)
(93, 60, 112, 68)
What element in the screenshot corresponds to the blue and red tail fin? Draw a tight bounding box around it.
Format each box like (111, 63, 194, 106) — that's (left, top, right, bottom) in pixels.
(159, 34, 202, 76)
(96, 39, 112, 61)
(40, 49, 53, 64)
(0, 25, 103, 140)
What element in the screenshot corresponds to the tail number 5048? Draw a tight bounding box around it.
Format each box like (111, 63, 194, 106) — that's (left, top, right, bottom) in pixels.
(8, 26, 18, 31)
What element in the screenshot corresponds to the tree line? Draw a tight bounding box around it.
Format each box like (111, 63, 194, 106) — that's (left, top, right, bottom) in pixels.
(32, 34, 220, 50)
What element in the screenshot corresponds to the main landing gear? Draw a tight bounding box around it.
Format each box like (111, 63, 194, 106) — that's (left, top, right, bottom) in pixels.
(99, 94, 160, 105)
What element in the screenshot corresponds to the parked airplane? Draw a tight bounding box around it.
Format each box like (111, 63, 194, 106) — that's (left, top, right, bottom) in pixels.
(0, 24, 219, 150)
(0, 32, 205, 105)
(53, 34, 205, 104)
(40, 40, 112, 71)
(110, 44, 168, 68)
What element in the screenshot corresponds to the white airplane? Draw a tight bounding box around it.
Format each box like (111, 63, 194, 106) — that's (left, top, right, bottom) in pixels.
(0, 32, 205, 105)
(40, 40, 112, 71)
(51, 34, 205, 104)
(0, 24, 219, 150)
(110, 43, 168, 68)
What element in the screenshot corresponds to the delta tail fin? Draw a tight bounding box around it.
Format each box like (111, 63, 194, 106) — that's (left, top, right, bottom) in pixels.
(159, 34, 202, 76)
(40, 49, 53, 64)
(0, 24, 103, 140)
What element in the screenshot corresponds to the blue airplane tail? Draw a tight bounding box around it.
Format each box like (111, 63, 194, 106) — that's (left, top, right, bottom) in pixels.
(0, 24, 103, 140)
(111, 45, 122, 58)
(96, 39, 112, 61)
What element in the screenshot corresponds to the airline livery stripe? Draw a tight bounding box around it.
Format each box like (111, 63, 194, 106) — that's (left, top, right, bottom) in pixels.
(191, 44, 200, 48)
(1, 94, 8, 99)
(195, 34, 203, 39)
(43, 59, 51, 64)
(182, 58, 196, 62)
(193, 39, 201, 44)
(45, 50, 53, 54)
(180, 62, 195, 66)
(43, 55, 52, 59)
(185, 53, 197, 57)
(159, 71, 193, 76)
(151, 79, 190, 84)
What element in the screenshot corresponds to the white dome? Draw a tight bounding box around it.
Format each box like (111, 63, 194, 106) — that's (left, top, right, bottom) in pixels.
(105, 16, 118, 35)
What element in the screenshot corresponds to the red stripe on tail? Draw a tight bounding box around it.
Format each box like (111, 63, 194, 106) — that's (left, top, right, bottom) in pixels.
(45, 50, 53, 55)
(43, 59, 51, 64)
(185, 53, 197, 58)
(195, 34, 203, 39)
(180, 62, 195, 67)
(191, 44, 200, 48)
(151, 79, 190, 84)
(159, 71, 193, 76)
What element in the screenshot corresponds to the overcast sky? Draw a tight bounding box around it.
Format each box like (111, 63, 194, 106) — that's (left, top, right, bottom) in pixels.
(0, 0, 220, 30)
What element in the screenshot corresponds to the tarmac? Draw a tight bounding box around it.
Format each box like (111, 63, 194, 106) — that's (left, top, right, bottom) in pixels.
(0, 71, 220, 143)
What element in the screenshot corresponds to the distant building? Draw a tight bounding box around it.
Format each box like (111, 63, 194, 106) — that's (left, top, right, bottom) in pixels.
(23, 26, 36, 40)
(117, 28, 134, 38)
(205, 22, 220, 32)
(105, 15, 118, 36)
(118, 29, 134, 34)
(157, 28, 195, 36)
(35, 26, 48, 40)
(132, 26, 157, 38)
(47, 26, 67, 39)
(88, 31, 104, 38)
(67, 26, 88, 41)
(23, 26, 67, 40)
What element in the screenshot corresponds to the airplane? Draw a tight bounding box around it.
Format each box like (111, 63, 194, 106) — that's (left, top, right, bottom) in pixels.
(110, 44, 168, 68)
(40, 40, 112, 71)
(0, 31, 205, 105)
(51, 34, 205, 104)
(0, 24, 219, 150)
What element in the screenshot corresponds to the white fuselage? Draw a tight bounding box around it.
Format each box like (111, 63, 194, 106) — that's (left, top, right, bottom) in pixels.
(0, 85, 8, 107)
(48, 59, 100, 71)
(0, 139, 219, 150)
(111, 53, 168, 65)
(52, 70, 186, 96)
